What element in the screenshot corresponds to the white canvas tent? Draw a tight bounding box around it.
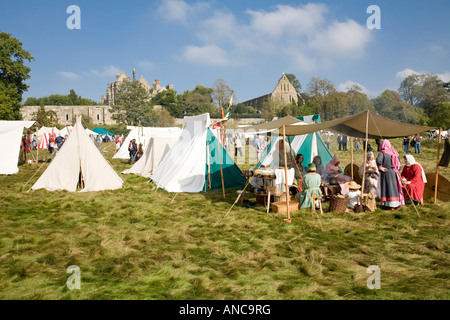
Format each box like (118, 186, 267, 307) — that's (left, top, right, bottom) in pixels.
(31, 117, 123, 192)
(0, 121, 35, 175)
(121, 131, 181, 177)
(113, 127, 182, 159)
(37, 126, 60, 150)
(150, 113, 246, 193)
(151, 114, 210, 192)
(59, 126, 73, 137)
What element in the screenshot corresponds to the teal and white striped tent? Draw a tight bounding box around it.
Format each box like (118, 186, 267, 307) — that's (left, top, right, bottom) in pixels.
(256, 114, 333, 169)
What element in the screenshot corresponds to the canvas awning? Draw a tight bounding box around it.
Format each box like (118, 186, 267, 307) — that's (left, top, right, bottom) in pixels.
(282, 110, 437, 138)
(240, 116, 303, 133)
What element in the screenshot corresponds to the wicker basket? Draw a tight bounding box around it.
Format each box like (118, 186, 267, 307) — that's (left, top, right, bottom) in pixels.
(328, 194, 350, 212)
(271, 201, 299, 214)
(273, 193, 287, 202)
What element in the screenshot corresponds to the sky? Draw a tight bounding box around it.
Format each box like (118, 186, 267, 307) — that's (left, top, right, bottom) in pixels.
(1, 0, 449, 104)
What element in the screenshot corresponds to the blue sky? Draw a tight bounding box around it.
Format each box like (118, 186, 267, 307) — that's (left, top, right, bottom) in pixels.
(1, 0, 449, 104)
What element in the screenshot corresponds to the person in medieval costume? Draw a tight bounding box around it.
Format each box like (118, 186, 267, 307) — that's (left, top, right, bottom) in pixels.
(376, 139, 404, 210)
(325, 154, 352, 195)
(401, 155, 427, 205)
(359, 151, 379, 194)
(313, 155, 327, 182)
(297, 163, 322, 210)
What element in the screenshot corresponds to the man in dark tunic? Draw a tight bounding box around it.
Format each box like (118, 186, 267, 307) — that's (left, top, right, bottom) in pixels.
(376, 140, 404, 210)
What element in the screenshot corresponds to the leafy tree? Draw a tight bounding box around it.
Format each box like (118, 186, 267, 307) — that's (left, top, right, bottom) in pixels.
(212, 78, 235, 110)
(110, 79, 154, 126)
(180, 85, 220, 117)
(307, 77, 335, 97)
(347, 90, 375, 114)
(285, 73, 302, 93)
(24, 90, 98, 106)
(261, 98, 284, 121)
(33, 103, 58, 127)
(399, 73, 449, 113)
(151, 89, 182, 118)
(373, 90, 428, 125)
(428, 102, 450, 129)
(0, 31, 34, 119)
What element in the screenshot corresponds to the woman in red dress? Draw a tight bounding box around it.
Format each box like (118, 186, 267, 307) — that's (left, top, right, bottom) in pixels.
(401, 155, 427, 205)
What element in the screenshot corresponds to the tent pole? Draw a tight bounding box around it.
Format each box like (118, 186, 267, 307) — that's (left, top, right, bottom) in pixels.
(434, 127, 442, 204)
(282, 125, 291, 223)
(360, 111, 369, 197)
(217, 128, 226, 199)
(350, 137, 354, 180)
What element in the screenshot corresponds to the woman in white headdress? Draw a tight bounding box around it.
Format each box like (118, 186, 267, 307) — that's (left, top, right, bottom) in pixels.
(359, 151, 379, 194)
(401, 155, 427, 205)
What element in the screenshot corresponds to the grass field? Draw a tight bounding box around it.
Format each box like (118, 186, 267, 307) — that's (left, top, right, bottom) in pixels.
(0, 137, 449, 300)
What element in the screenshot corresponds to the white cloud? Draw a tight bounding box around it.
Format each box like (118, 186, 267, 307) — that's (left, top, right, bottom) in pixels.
(179, 45, 232, 66)
(89, 65, 121, 77)
(57, 71, 79, 79)
(310, 19, 372, 57)
(396, 68, 420, 79)
(164, 2, 373, 71)
(137, 59, 154, 70)
(338, 80, 370, 94)
(157, 0, 209, 24)
(396, 68, 450, 82)
(437, 71, 450, 82)
(246, 4, 327, 38)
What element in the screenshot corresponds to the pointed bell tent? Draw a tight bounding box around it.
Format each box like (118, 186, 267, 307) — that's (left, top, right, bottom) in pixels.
(151, 113, 246, 193)
(31, 116, 123, 192)
(121, 131, 182, 177)
(113, 127, 182, 160)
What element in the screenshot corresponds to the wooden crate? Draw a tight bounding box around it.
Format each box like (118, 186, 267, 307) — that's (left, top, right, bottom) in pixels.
(271, 201, 299, 214)
(255, 193, 268, 205)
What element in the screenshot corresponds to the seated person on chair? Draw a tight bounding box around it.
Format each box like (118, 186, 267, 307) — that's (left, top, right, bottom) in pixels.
(290, 154, 306, 196)
(297, 163, 322, 210)
(345, 181, 362, 211)
(325, 154, 352, 195)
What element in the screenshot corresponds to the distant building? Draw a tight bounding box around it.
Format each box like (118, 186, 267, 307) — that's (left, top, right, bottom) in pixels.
(21, 105, 115, 126)
(101, 69, 174, 106)
(241, 73, 303, 111)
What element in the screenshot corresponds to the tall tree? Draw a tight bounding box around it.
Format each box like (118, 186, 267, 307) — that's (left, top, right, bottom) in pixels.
(307, 77, 335, 97)
(212, 78, 235, 110)
(110, 79, 154, 126)
(0, 31, 34, 119)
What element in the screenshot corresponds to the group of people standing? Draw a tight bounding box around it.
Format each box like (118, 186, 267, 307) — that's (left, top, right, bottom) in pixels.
(403, 134, 421, 154)
(279, 137, 427, 212)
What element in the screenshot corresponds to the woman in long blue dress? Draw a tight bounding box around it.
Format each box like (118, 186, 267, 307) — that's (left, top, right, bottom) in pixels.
(376, 140, 404, 210)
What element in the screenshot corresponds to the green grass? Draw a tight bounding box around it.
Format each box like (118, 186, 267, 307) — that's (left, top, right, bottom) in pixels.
(0, 138, 449, 300)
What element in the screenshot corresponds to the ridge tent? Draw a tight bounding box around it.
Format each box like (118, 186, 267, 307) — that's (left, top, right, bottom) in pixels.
(85, 128, 99, 137)
(151, 113, 246, 193)
(92, 127, 115, 136)
(31, 117, 123, 192)
(0, 121, 35, 175)
(113, 127, 182, 159)
(121, 130, 182, 177)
